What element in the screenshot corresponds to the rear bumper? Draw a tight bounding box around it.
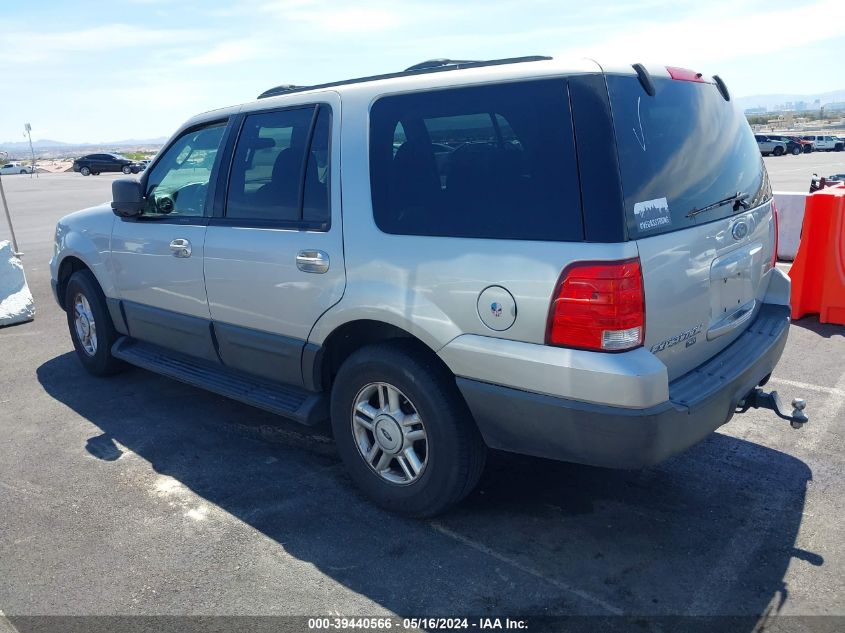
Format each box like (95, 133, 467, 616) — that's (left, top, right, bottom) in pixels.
(458, 303, 791, 469)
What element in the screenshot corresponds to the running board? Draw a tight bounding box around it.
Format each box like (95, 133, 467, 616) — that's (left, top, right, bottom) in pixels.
(112, 337, 327, 426)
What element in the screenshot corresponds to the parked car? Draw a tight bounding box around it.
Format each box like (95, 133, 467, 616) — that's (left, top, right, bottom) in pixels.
(801, 135, 844, 151)
(755, 134, 787, 156)
(0, 161, 34, 175)
(50, 57, 804, 516)
(72, 153, 140, 176)
(766, 135, 808, 155)
(138, 159, 152, 171)
(827, 174, 845, 183)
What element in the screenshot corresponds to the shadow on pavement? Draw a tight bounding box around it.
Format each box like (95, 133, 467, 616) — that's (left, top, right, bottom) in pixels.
(790, 315, 845, 338)
(37, 351, 818, 625)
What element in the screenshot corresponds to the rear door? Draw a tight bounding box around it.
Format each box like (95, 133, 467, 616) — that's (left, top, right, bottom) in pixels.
(605, 72, 776, 380)
(203, 94, 344, 386)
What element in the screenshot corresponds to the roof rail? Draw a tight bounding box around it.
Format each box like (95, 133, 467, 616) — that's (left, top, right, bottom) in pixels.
(404, 59, 480, 72)
(257, 55, 553, 99)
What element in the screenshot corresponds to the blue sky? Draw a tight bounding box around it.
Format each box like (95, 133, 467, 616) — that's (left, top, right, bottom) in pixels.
(2, 0, 843, 143)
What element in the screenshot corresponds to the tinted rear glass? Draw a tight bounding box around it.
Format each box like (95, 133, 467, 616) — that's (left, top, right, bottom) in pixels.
(369, 79, 583, 241)
(607, 75, 771, 238)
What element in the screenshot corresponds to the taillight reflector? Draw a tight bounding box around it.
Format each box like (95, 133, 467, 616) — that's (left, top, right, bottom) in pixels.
(666, 66, 707, 83)
(547, 259, 645, 352)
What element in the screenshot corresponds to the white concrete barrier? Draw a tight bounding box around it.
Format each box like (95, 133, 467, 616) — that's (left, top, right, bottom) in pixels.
(772, 191, 808, 261)
(0, 240, 35, 327)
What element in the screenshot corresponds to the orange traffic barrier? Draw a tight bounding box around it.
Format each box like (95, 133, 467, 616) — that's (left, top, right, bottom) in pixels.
(789, 183, 845, 324)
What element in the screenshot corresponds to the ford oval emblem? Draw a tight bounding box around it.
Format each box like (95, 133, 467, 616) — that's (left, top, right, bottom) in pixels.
(732, 221, 749, 241)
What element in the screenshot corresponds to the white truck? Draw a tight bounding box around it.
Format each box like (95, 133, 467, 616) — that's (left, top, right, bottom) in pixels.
(801, 135, 844, 151)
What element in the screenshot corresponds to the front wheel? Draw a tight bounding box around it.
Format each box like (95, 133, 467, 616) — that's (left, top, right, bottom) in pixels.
(330, 342, 486, 517)
(792, 146, 801, 155)
(80, 166, 91, 176)
(773, 146, 784, 156)
(64, 270, 124, 376)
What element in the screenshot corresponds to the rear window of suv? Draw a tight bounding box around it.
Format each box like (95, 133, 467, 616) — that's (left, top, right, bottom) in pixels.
(369, 79, 583, 241)
(607, 75, 771, 239)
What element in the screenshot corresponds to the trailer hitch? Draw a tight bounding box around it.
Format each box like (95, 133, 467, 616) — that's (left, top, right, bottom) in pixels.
(737, 388, 808, 429)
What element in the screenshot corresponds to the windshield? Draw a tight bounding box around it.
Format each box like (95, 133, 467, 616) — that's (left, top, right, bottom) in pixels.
(607, 75, 771, 238)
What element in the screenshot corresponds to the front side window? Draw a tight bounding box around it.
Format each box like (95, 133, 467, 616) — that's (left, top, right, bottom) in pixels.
(369, 80, 583, 241)
(143, 123, 226, 218)
(226, 105, 331, 226)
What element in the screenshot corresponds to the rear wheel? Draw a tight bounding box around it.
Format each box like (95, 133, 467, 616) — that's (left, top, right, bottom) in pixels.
(791, 146, 801, 155)
(80, 166, 91, 176)
(773, 146, 784, 156)
(122, 165, 132, 174)
(330, 342, 486, 517)
(64, 270, 124, 376)
(19, 169, 27, 174)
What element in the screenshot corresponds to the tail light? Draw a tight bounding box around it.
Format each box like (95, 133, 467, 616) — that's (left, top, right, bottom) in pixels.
(546, 259, 645, 352)
(771, 200, 779, 268)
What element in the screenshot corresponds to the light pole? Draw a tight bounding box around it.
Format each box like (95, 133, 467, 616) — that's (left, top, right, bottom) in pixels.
(0, 150, 22, 255)
(24, 123, 37, 178)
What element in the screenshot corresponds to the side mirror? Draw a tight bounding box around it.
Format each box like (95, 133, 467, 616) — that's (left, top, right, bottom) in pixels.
(112, 179, 144, 217)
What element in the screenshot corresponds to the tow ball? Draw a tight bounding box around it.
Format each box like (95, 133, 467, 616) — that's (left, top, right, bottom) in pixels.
(737, 389, 809, 429)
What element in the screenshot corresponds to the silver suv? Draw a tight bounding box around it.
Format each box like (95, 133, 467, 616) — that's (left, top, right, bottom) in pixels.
(50, 57, 806, 517)
(755, 134, 786, 156)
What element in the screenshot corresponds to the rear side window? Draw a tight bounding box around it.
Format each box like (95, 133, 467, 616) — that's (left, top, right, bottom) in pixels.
(607, 75, 770, 239)
(226, 105, 331, 226)
(369, 80, 583, 241)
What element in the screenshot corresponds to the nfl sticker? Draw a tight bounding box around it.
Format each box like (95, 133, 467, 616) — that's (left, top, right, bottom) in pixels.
(633, 197, 671, 231)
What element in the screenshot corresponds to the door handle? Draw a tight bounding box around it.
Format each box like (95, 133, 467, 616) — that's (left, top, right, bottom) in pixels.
(296, 250, 329, 273)
(169, 238, 192, 258)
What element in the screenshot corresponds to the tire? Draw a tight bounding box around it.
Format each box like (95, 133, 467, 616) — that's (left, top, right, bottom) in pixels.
(122, 165, 132, 174)
(791, 146, 801, 155)
(80, 166, 91, 176)
(19, 169, 27, 174)
(64, 270, 124, 376)
(773, 146, 784, 156)
(330, 341, 486, 517)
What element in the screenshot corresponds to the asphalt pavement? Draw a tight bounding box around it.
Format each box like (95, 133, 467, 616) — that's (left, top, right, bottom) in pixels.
(764, 150, 845, 192)
(0, 171, 843, 631)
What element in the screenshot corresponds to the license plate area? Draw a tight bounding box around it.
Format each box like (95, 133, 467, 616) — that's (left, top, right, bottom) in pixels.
(708, 243, 763, 340)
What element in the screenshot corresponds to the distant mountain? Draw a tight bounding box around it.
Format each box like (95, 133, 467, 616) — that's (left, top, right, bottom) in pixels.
(0, 136, 168, 154)
(736, 89, 845, 112)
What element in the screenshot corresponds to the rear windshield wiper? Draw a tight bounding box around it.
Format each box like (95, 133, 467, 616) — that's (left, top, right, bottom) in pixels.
(686, 192, 749, 219)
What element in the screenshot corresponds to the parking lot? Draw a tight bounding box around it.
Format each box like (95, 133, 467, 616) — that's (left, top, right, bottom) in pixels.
(763, 150, 845, 192)
(1, 162, 844, 630)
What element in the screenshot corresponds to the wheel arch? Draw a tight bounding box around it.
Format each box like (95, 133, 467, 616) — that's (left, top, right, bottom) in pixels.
(304, 319, 454, 393)
(56, 255, 93, 310)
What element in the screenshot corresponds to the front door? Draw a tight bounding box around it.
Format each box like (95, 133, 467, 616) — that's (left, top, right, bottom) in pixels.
(203, 96, 345, 386)
(111, 121, 228, 361)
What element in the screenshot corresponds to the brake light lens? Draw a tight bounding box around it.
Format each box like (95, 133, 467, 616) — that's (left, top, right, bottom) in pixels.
(547, 259, 645, 352)
(771, 200, 779, 268)
(666, 66, 707, 83)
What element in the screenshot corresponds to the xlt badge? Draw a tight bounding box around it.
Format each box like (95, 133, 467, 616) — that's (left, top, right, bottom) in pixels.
(650, 324, 703, 354)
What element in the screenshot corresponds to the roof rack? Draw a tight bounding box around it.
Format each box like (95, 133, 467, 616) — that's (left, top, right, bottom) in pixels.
(257, 55, 552, 99)
(403, 58, 480, 72)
